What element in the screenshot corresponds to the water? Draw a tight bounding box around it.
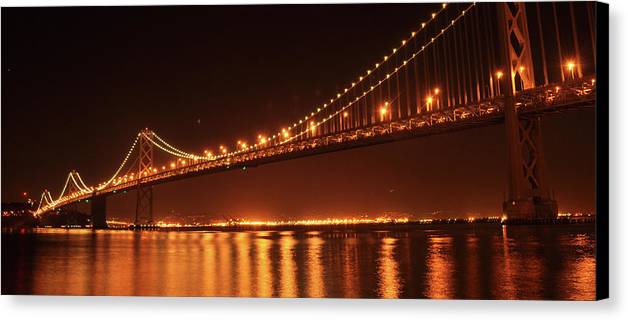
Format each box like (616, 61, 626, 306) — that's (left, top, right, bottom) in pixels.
(1, 224, 596, 299)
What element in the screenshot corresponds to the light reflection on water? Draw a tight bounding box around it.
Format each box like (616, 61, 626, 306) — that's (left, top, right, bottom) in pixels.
(1, 225, 596, 299)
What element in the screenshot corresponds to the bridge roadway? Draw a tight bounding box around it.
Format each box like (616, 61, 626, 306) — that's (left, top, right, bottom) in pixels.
(47, 78, 595, 211)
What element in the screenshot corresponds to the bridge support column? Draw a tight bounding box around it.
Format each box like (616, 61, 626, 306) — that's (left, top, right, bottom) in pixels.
(499, 2, 557, 221)
(502, 108, 558, 220)
(135, 184, 154, 225)
(91, 195, 108, 229)
(134, 129, 155, 226)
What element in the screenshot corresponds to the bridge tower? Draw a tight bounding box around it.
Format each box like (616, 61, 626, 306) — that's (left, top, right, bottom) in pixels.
(499, 3, 557, 220)
(65, 170, 81, 214)
(135, 129, 154, 225)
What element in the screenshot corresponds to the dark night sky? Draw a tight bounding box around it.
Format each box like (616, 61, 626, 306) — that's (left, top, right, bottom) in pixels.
(1, 4, 595, 220)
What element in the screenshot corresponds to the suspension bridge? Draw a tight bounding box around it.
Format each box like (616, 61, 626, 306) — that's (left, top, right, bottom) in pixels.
(34, 2, 598, 228)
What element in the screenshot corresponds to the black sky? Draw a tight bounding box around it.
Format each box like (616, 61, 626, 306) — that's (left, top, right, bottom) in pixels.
(1, 4, 595, 219)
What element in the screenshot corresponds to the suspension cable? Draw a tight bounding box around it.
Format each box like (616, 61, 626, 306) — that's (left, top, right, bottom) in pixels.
(265, 3, 452, 146)
(69, 172, 89, 193)
(143, 132, 205, 160)
(98, 134, 140, 189)
(74, 171, 92, 191)
(55, 172, 74, 202)
(151, 132, 205, 160)
(284, 3, 476, 143)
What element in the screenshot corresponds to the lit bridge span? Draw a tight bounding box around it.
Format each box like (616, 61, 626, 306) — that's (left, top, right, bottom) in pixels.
(35, 2, 598, 227)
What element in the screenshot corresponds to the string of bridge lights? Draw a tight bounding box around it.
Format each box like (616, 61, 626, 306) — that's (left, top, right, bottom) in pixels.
(54, 172, 76, 205)
(151, 132, 206, 160)
(97, 134, 140, 190)
(69, 172, 91, 193)
(247, 3, 453, 150)
(44, 190, 54, 205)
(142, 133, 205, 163)
(282, 2, 476, 143)
(36, 191, 49, 211)
(36, 190, 56, 213)
(100, 132, 208, 188)
(40, 171, 93, 211)
(74, 172, 92, 191)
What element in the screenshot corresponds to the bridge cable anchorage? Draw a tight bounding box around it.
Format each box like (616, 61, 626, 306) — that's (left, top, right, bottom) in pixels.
(282, 3, 476, 144)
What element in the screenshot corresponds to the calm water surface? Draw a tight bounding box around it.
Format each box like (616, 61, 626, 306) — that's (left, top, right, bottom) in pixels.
(1, 225, 595, 299)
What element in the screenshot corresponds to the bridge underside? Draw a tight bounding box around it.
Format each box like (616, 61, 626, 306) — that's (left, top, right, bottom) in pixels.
(91, 195, 108, 229)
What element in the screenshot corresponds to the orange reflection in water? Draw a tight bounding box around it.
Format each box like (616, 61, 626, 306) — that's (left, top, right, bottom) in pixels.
(234, 232, 252, 297)
(424, 235, 454, 299)
(464, 234, 480, 298)
(279, 232, 298, 297)
(377, 237, 401, 298)
(493, 225, 516, 299)
(217, 232, 233, 296)
(306, 235, 326, 297)
(33, 231, 91, 295)
(102, 232, 133, 295)
(559, 233, 596, 300)
(5, 226, 597, 299)
(342, 237, 360, 298)
(200, 232, 218, 297)
(254, 232, 273, 297)
(495, 226, 544, 299)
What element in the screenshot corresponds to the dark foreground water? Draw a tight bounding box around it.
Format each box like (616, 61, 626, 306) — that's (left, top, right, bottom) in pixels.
(2, 224, 595, 299)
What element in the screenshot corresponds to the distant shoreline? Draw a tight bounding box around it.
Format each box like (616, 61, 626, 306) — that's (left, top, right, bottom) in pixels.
(137, 217, 596, 232)
(2, 217, 595, 233)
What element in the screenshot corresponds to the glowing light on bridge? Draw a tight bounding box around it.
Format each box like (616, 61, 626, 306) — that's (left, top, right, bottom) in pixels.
(379, 103, 389, 121)
(566, 61, 576, 79)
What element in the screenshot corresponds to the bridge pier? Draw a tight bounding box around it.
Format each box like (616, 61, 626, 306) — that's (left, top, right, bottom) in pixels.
(91, 194, 108, 229)
(499, 2, 557, 221)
